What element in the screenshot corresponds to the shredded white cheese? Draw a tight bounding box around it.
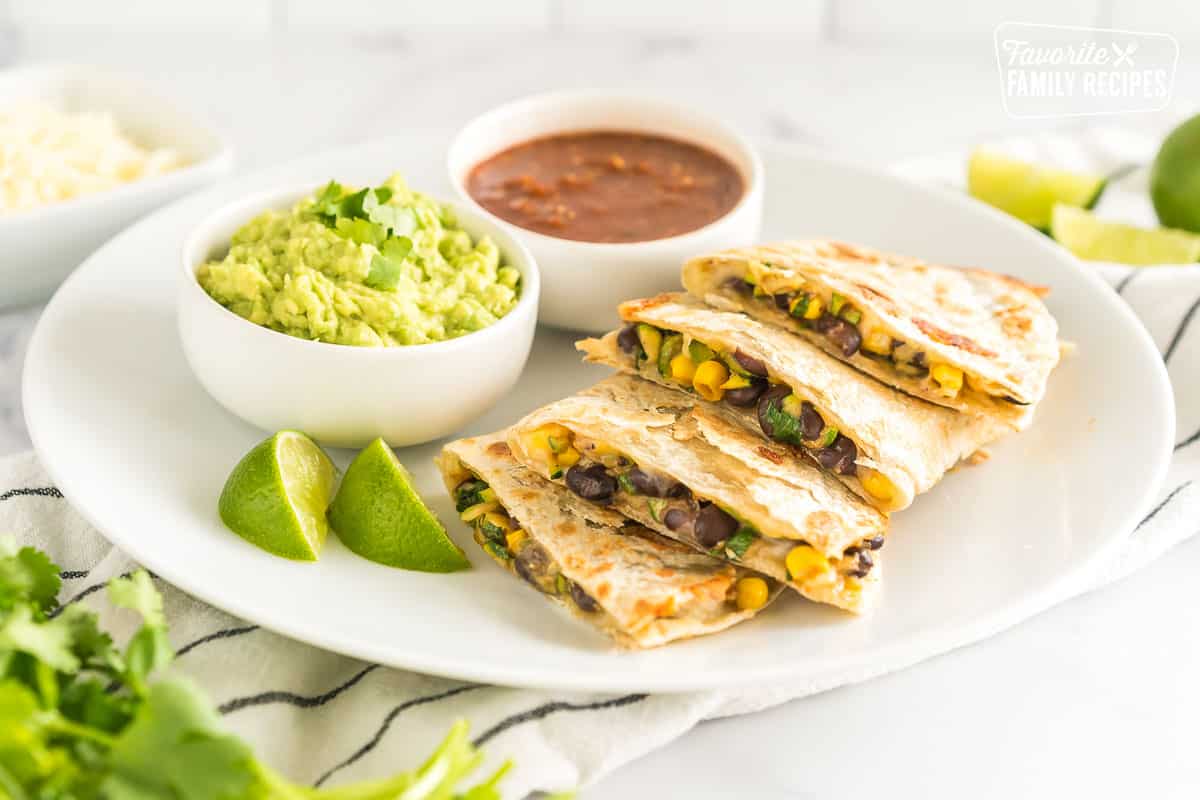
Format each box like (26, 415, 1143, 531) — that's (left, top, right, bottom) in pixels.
(0, 101, 186, 212)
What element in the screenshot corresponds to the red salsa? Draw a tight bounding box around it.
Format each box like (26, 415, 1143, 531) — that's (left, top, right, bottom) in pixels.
(466, 131, 744, 243)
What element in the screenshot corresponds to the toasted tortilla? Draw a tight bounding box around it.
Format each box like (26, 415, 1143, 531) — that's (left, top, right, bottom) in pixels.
(682, 240, 1060, 427)
(578, 294, 1008, 511)
(438, 431, 780, 648)
(508, 375, 885, 614)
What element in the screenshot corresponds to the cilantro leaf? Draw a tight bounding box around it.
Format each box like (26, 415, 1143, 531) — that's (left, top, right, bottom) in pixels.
(311, 181, 345, 224)
(365, 237, 413, 292)
(0, 544, 61, 615)
(102, 679, 259, 800)
(107, 572, 163, 629)
(0, 605, 79, 673)
(56, 605, 118, 669)
(723, 527, 756, 560)
(335, 217, 387, 247)
(369, 203, 417, 239)
(338, 187, 372, 221)
(122, 626, 173, 694)
(58, 677, 135, 734)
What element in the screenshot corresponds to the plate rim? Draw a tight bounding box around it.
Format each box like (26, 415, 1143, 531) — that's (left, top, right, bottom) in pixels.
(23, 138, 1176, 692)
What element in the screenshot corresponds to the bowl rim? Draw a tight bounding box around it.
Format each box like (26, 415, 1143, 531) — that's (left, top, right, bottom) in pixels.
(180, 181, 541, 358)
(446, 88, 765, 253)
(0, 62, 235, 226)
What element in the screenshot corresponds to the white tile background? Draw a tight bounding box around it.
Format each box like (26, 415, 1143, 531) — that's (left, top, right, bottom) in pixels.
(1, 0, 1195, 38)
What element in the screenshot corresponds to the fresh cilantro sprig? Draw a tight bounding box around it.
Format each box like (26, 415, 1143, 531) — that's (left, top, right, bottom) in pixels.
(0, 539, 510, 798)
(311, 181, 418, 291)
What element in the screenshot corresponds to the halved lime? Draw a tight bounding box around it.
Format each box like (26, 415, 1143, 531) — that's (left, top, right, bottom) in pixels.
(1151, 113, 1200, 233)
(328, 438, 469, 572)
(218, 431, 336, 561)
(1050, 204, 1200, 265)
(968, 150, 1106, 231)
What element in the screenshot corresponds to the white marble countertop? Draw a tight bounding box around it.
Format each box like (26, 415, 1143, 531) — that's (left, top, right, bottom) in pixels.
(3, 29, 1199, 798)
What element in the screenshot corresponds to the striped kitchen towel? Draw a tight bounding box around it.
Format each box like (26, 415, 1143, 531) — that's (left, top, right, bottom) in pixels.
(3, 124, 1198, 797)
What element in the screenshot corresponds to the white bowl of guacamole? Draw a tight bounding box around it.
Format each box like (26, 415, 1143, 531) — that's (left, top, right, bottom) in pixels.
(179, 176, 540, 447)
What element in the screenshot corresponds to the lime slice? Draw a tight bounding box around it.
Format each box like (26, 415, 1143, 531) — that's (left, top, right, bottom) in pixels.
(968, 150, 1106, 231)
(1050, 205, 1200, 265)
(1151, 113, 1200, 233)
(218, 431, 336, 561)
(328, 438, 469, 572)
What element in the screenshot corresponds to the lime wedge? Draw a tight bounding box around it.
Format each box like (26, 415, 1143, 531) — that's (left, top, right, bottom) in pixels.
(1151, 113, 1200, 233)
(218, 431, 336, 561)
(968, 150, 1106, 231)
(328, 438, 469, 572)
(1050, 205, 1200, 265)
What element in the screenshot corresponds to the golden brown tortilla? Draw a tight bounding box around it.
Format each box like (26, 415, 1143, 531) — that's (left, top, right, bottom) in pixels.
(682, 240, 1060, 427)
(508, 375, 886, 614)
(438, 431, 781, 648)
(578, 293, 1009, 511)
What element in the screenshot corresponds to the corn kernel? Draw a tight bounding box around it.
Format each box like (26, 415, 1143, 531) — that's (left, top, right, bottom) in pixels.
(863, 330, 893, 355)
(556, 446, 581, 468)
(930, 363, 964, 397)
(803, 296, 823, 320)
(460, 502, 498, 522)
(859, 469, 896, 504)
(781, 393, 805, 418)
(720, 373, 751, 390)
(735, 576, 770, 611)
(785, 545, 830, 582)
(506, 529, 528, 551)
(669, 353, 697, 384)
(692, 360, 730, 402)
(522, 424, 570, 466)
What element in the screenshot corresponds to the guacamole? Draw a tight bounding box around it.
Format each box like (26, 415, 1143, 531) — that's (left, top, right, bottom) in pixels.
(197, 174, 521, 346)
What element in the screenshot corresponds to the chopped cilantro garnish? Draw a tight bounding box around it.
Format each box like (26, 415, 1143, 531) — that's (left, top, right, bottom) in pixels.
(310, 182, 421, 293)
(724, 527, 756, 559)
(364, 237, 413, 291)
(762, 396, 804, 446)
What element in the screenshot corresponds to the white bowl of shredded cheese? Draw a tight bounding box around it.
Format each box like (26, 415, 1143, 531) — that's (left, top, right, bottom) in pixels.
(0, 64, 233, 307)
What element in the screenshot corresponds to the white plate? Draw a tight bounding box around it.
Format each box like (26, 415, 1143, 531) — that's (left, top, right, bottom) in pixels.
(23, 137, 1173, 692)
(0, 64, 233, 308)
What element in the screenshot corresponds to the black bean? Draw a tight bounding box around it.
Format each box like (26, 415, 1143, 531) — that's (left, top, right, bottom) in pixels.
(773, 293, 791, 310)
(664, 508, 694, 532)
(799, 401, 825, 440)
(733, 349, 769, 376)
(857, 550, 874, 570)
(756, 385, 792, 439)
(514, 546, 549, 589)
(843, 545, 861, 557)
(815, 435, 858, 475)
(724, 380, 767, 407)
(866, 534, 885, 550)
(849, 566, 871, 579)
(910, 350, 927, 368)
(823, 319, 862, 357)
(628, 467, 685, 498)
(723, 277, 754, 295)
(565, 464, 617, 504)
(569, 581, 600, 612)
(814, 312, 841, 333)
(617, 324, 640, 353)
(666, 482, 692, 500)
(693, 504, 739, 547)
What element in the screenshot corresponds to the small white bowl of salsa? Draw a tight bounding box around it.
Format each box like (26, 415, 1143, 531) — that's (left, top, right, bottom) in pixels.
(447, 91, 763, 332)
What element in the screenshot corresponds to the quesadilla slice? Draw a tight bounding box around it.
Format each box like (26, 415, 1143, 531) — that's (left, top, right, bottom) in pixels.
(578, 293, 1008, 511)
(682, 240, 1061, 427)
(438, 431, 782, 648)
(507, 375, 887, 614)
